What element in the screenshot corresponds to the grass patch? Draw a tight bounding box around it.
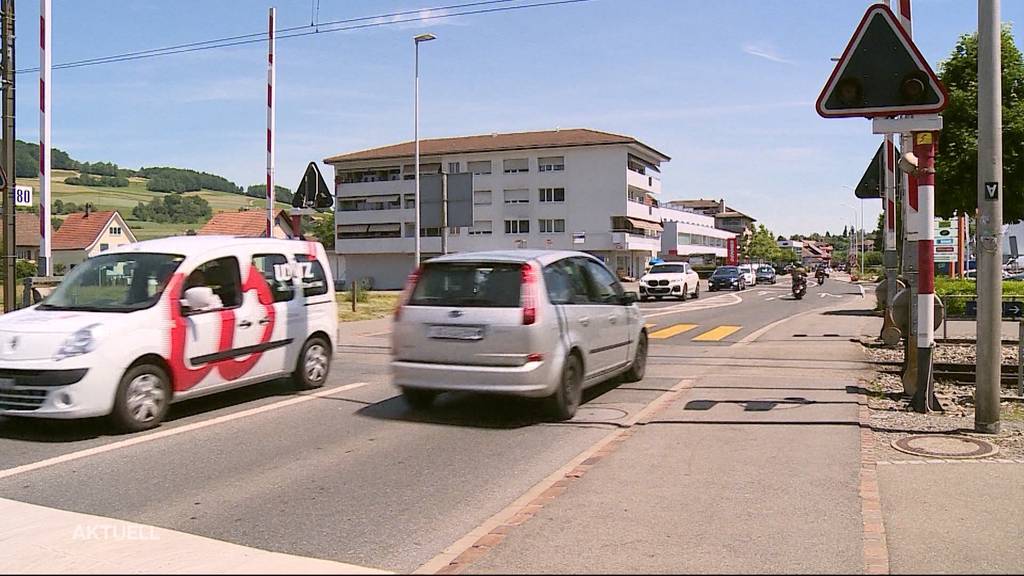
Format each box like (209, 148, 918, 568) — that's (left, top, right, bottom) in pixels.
(1003, 403, 1024, 422)
(336, 291, 400, 322)
(936, 277, 1024, 316)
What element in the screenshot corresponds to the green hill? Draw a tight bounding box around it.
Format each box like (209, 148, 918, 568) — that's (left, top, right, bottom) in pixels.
(20, 170, 289, 240)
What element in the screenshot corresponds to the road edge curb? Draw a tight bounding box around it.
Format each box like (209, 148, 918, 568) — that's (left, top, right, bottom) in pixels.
(859, 395, 891, 575)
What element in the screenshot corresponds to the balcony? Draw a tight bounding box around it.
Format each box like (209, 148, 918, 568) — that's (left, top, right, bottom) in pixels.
(627, 168, 662, 194)
(611, 232, 661, 253)
(337, 179, 413, 198)
(627, 199, 658, 220)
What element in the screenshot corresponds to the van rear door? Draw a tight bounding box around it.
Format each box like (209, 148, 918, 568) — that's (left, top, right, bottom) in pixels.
(392, 261, 540, 367)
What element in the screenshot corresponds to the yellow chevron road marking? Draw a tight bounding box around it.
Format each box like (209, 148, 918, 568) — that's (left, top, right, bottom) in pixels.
(649, 323, 698, 339)
(692, 325, 742, 342)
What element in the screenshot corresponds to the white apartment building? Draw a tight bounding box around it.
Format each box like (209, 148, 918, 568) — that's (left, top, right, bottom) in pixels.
(325, 129, 674, 288)
(658, 206, 734, 266)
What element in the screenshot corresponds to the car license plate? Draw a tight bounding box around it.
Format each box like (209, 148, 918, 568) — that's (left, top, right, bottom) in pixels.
(428, 325, 484, 340)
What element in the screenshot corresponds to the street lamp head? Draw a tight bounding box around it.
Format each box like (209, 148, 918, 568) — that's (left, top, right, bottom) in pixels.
(414, 33, 437, 43)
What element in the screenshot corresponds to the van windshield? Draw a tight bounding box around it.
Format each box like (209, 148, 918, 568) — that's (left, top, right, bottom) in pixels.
(409, 262, 522, 307)
(38, 252, 185, 313)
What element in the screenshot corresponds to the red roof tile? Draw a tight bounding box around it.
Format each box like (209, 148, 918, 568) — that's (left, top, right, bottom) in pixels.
(324, 128, 670, 164)
(0, 212, 43, 247)
(52, 210, 119, 250)
(198, 210, 293, 238)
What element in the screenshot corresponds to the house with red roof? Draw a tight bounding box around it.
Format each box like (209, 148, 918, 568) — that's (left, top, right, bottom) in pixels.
(0, 212, 44, 261)
(197, 209, 295, 239)
(52, 208, 136, 271)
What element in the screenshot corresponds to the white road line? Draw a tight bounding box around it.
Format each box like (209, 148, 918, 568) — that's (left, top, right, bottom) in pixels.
(765, 297, 776, 302)
(642, 293, 743, 319)
(0, 382, 371, 481)
(362, 331, 391, 337)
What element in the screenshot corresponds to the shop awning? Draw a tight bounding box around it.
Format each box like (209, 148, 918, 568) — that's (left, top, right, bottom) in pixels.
(626, 217, 663, 232)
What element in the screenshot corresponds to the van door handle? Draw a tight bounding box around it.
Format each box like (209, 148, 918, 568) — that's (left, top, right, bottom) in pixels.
(238, 320, 252, 329)
(578, 317, 590, 326)
(258, 317, 271, 325)
(608, 314, 618, 324)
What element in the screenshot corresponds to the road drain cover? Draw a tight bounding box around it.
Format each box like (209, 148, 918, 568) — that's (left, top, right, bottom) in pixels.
(892, 435, 999, 459)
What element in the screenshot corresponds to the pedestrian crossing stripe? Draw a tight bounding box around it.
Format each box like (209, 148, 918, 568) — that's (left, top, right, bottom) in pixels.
(692, 325, 742, 342)
(649, 324, 698, 339)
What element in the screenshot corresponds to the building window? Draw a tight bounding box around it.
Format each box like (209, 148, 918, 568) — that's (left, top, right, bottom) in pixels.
(109, 226, 122, 235)
(538, 219, 565, 234)
(337, 166, 401, 184)
(503, 158, 529, 173)
(473, 190, 492, 205)
(337, 223, 402, 239)
(338, 195, 402, 211)
(538, 156, 564, 172)
(468, 220, 493, 235)
(448, 162, 460, 174)
(468, 160, 492, 175)
(539, 187, 565, 203)
(503, 189, 530, 204)
(403, 223, 442, 237)
(404, 194, 415, 209)
(402, 163, 441, 180)
(505, 219, 530, 234)
(99, 243, 109, 252)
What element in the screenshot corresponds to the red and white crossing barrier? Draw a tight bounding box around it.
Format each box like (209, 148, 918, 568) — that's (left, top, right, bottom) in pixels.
(266, 7, 276, 238)
(39, 0, 51, 275)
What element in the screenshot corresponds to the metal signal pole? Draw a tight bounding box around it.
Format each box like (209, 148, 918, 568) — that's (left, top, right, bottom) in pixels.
(266, 7, 276, 238)
(1, 0, 14, 312)
(38, 0, 50, 276)
(976, 0, 1002, 433)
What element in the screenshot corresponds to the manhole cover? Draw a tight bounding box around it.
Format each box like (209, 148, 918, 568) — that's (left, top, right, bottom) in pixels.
(572, 406, 629, 423)
(892, 435, 999, 459)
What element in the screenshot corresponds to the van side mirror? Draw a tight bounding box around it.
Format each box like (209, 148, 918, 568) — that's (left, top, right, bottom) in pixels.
(621, 291, 639, 305)
(180, 286, 218, 313)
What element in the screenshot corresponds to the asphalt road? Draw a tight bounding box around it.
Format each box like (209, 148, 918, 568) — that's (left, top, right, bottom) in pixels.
(0, 276, 867, 573)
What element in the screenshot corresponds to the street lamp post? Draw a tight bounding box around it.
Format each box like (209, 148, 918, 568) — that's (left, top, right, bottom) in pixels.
(413, 33, 436, 268)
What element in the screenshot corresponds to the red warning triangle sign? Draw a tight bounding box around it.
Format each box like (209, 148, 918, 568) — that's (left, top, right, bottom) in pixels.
(816, 4, 948, 118)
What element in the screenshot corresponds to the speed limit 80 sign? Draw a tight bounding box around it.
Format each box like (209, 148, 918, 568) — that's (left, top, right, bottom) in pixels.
(14, 185, 32, 207)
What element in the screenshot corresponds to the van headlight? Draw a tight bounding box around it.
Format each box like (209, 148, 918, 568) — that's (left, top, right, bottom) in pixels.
(54, 324, 102, 361)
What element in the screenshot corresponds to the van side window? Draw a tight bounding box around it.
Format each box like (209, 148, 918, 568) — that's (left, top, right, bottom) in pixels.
(183, 257, 242, 312)
(252, 254, 294, 303)
(294, 254, 328, 297)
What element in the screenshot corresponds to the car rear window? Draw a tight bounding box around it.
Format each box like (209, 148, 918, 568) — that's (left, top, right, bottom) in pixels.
(409, 262, 522, 307)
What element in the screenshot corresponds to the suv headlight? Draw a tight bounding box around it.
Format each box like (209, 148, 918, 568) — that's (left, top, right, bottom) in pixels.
(54, 324, 102, 361)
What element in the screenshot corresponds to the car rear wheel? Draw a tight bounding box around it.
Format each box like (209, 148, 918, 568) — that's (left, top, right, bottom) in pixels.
(679, 284, 687, 301)
(547, 354, 582, 421)
(622, 332, 648, 382)
(401, 387, 437, 409)
(294, 336, 331, 390)
(111, 363, 171, 433)
(692, 283, 700, 299)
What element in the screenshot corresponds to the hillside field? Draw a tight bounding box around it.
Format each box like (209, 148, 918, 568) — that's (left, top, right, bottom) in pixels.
(19, 170, 290, 240)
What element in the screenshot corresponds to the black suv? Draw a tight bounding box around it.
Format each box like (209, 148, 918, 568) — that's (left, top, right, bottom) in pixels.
(708, 266, 745, 291)
(755, 266, 777, 284)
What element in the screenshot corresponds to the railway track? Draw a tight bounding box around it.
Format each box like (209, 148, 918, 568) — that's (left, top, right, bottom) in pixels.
(875, 360, 1019, 386)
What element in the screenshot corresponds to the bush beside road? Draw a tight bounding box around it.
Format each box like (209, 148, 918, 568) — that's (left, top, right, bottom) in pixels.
(336, 291, 400, 322)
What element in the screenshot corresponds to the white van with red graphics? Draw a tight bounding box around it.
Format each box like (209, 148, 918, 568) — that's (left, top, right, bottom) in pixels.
(0, 236, 337, 432)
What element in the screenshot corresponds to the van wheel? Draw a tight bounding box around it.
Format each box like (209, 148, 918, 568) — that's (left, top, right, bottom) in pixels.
(402, 387, 437, 409)
(294, 336, 331, 390)
(111, 363, 171, 433)
(622, 332, 648, 382)
(548, 354, 582, 421)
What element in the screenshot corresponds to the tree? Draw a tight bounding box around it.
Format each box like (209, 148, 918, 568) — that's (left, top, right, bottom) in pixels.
(309, 214, 335, 250)
(245, 184, 293, 204)
(936, 26, 1024, 222)
(743, 224, 781, 263)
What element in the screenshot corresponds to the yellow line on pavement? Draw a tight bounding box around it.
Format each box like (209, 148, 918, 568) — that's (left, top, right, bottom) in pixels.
(644, 323, 657, 329)
(648, 323, 698, 339)
(692, 325, 742, 342)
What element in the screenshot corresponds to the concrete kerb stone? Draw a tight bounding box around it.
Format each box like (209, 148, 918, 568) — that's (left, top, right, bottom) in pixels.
(859, 399, 891, 575)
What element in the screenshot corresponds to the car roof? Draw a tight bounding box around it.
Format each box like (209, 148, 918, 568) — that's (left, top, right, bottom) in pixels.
(106, 235, 319, 257)
(426, 250, 599, 267)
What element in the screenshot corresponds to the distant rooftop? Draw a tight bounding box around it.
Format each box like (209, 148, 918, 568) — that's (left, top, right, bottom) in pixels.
(324, 128, 670, 164)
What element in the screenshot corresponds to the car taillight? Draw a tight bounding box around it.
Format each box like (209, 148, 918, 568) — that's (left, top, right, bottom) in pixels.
(394, 266, 422, 321)
(521, 262, 538, 325)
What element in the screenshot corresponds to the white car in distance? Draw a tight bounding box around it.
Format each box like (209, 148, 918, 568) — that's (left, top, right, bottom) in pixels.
(737, 264, 757, 287)
(639, 263, 701, 301)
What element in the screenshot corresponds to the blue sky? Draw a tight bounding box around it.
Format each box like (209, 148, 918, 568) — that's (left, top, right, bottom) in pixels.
(13, 0, 1022, 236)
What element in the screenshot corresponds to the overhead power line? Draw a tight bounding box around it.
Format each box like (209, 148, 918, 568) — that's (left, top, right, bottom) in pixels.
(16, 0, 594, 74)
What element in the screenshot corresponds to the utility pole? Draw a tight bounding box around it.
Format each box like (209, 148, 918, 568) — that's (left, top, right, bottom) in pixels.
(976, 0, 1002, 433)
(1, 0, 14, 313)
(265, 7, 276, 238)
(884, 136, 898, 318)
(38, 0, 50, 276)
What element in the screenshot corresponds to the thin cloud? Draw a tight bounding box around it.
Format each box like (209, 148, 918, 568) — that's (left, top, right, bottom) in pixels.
(742, 43, 794, 64)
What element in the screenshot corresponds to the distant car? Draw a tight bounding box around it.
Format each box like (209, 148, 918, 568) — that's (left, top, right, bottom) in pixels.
(755, 265, 777, 284)
(708, 266, 746, 291)
(737, 264, 757, 286)
(639, 262, 700, 301)
(1006, 272, 1024, 281)
(390, 250, 648, 420)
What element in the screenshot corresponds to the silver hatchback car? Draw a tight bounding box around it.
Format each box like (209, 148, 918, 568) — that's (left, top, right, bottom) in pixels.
(391, 250, 648, 419)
